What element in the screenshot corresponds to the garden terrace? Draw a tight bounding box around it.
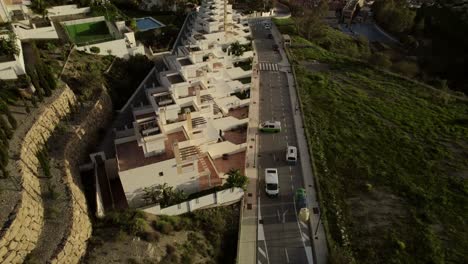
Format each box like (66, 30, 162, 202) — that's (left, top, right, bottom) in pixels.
(213, 151, 246, 176)
(137, 117, 161, 137)
(152, 91, 175, 107)
(223, 125, 247, 145)
(227, 106, 249, 119)
(178, 57, 193, 66)
(116, 131, 187, 171)
(166, 73, 185, 84)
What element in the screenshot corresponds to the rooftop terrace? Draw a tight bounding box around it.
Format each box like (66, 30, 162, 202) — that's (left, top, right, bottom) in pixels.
(167, 73, 185, 84)
(116, 130, 187, 171)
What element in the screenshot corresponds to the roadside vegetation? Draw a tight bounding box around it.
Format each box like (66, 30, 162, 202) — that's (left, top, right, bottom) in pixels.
(274, 17, 468, 264)
(371, 0, 468, 95)
(84, 205, 240, 264)
(61, 50, 152, 109)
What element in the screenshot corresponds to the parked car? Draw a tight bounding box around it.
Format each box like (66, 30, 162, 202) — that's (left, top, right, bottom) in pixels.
(264, 23, 271, 30)
(267, 33, 273, 39)
(273, 44, 279, 51)
(259, 121, 281, 133)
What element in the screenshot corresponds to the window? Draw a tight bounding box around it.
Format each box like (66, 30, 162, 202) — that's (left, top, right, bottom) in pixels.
(159, 172, 164, 176)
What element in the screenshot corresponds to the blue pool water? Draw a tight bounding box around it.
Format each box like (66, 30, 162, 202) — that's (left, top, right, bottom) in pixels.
(136, 17, 165, 31)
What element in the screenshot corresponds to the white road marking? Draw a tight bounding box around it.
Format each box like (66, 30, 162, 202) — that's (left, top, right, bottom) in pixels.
(264, 241, 271, 264)
(282, 209, 288, 223)
(277, 210, 281, 222)
(300, 221, 308, 229)
(259, 247, 267, 258)
(285, 248, 290, 263)
(302, 232, 310, 241)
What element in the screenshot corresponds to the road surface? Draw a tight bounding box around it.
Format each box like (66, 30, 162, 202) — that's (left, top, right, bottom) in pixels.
(251, 19, 313, 264)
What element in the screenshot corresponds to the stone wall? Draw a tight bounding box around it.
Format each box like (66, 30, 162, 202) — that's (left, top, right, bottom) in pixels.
(0, 85, 113, 263)
(0, 87, 77, 263)
(49, 89, 113, 263)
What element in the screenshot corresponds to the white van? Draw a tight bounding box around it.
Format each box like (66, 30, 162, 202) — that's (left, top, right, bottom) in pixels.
(265, 168, 279, 196)
(286, 145, 298, 164)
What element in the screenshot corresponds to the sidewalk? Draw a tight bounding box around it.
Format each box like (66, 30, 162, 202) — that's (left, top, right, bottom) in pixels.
(236, 38, 261, 264)
(272, 21, 329, 264)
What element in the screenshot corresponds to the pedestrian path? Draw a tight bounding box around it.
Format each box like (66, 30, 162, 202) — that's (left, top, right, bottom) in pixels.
(258, 62, 279, 71)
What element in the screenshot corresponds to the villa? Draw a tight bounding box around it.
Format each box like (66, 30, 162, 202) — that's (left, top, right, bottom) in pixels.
(88, 0, 253, 214)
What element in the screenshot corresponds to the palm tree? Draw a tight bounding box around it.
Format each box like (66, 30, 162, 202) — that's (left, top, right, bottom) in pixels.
(229, 41, 245, 57)
(142, 186, 163, 204)
(224, 169, 248, 190)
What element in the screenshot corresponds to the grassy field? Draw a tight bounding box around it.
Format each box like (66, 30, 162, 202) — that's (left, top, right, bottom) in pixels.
(65, 21, 114, 45)
(275, 18, 468, 263)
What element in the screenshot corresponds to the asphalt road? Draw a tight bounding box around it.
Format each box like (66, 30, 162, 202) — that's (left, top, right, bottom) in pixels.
(251, 19, 312, 264)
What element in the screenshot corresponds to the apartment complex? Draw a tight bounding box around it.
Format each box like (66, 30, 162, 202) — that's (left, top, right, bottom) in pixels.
(92, 0, 253, 211)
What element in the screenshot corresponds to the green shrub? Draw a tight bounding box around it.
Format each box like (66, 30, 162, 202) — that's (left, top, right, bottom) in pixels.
(369, 52, 392, 69)
(392, 61, 419, 78)
(90, 46, 100, 54)
(140, 231, 160, 242)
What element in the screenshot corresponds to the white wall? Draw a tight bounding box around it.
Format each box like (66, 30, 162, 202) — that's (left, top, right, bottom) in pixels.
(47, 5, 90, 17)
(143, 187, 244, 215)
(13, 23, 59, 40)
(77, 38, 141, 58)
(119, 158, 200, 208)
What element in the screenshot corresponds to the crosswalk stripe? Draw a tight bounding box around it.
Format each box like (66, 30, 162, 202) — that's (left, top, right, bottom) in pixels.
(258, 63, 279, 72)
(302, 232, 310, 241)
(258, 247, 267, 258)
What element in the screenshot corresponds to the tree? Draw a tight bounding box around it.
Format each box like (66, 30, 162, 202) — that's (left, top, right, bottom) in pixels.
(224, 169, 248, 190)
(142, 183, 187, 207)
(0, 116, 12, 139)
(392, 61, 419, 77)
(229, 41, 245, 57)
(0, 33, 20, 56)
(30, 0, 48, 18)
(31, 96, 38, 108)
(0, 102, 17, 129)
(369, 52, 392, 69)
(90, 46, 100, 54)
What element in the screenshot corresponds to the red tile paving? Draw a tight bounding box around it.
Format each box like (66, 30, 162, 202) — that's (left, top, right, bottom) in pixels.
(224, 128, 247, 145)
(198, 156, 222, 190)
(213, 151, 246, 177)
(116, 130, 187, 171)
(227, 106, 249, 119)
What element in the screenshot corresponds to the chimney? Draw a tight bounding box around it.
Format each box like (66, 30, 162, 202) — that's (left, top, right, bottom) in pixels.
(186, 109, 192, 132)
(173, 141, 182, 174)
(196, 87, 201, 105)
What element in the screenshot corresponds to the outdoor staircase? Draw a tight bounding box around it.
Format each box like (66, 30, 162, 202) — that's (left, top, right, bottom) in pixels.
(213, 103, 223, 115)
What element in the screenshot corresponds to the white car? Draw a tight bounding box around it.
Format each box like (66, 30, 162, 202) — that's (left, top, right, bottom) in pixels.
(265, 168, 279, 196)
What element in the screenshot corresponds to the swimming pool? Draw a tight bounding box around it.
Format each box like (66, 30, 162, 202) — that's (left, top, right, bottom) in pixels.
(136, 17, 165, 31)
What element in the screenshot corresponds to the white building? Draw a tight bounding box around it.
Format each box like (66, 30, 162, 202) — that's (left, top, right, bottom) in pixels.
(89, 0, 253, 211)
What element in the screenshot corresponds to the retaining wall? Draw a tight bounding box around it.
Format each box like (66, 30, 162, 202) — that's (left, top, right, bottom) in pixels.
(49, 89, 113, 263)
(0, 87, 77, 263)
(0, 86, 113, 263)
